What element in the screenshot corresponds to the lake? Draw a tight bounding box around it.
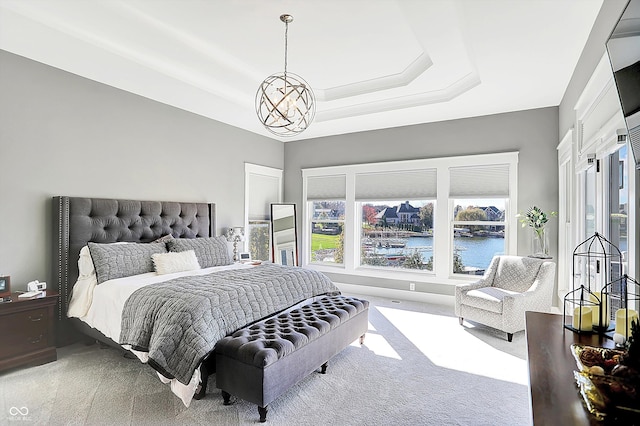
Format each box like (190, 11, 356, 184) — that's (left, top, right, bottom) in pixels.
(374, 235, 505, 270)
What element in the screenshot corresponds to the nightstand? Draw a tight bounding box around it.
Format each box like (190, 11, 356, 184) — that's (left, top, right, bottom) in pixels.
(0, 290, 59, 372)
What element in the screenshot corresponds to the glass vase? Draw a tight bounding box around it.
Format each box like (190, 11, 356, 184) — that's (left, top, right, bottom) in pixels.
(531, 227, 550, 258)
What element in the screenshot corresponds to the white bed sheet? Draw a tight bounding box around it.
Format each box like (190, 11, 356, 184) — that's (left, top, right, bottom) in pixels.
(68, 263, 255, 407)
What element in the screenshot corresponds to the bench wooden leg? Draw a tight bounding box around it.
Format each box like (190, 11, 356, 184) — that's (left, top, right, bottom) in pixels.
(222, 390, 232, 406)
(320, 362, 328, 374)
(258, 405, 268, 423)
(359, 334, 366, 345)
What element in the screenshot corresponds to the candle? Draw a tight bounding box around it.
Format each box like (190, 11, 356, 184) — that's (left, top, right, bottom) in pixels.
(615, 308, 639, 337)
(573, 307, 593, 331)
(589, 292, 609, 327)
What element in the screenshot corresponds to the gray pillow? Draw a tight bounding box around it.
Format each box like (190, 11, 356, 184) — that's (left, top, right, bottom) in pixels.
(166, 236, 232, 268)
(88, 242, 167, 284)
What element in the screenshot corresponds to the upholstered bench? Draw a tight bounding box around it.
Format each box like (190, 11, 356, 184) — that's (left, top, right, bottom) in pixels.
(214, 295, 369, 422)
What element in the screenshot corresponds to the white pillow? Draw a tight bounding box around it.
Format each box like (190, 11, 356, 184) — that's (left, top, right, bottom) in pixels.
(78, 245, 96, 278)
(152, 250, 201, 275)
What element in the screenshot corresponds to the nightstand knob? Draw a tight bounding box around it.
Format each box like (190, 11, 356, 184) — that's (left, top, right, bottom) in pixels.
(28, 314, 43, 322)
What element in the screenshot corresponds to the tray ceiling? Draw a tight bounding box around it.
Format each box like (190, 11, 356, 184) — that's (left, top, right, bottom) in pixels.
(0, 0, 604, 141)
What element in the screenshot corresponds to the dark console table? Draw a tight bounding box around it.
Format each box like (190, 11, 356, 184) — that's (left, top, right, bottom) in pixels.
(525, 311, 615, 426)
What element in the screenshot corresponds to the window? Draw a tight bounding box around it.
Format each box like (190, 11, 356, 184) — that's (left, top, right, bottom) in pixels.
(302, 152, 518, 284)
(449, 164, 510, 275)
(245, 163, 283, 262)
(608, 145, 628, 276)
(451, 199, 506, 275)
(310, 201, 345, 264)
(355, 168, 437, 272)
(305, 174, 346, 266)
(360, 200, 435, 271)
(584, 164, 596, 239)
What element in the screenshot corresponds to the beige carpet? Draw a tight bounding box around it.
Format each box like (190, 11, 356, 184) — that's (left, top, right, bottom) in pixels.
(0, 295, 530, 425)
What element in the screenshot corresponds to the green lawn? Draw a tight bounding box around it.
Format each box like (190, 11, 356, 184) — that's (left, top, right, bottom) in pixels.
(311, 233, 339, 251)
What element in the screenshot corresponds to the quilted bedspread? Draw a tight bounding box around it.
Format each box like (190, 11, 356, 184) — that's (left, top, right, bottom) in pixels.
(119, 263, 339, 384)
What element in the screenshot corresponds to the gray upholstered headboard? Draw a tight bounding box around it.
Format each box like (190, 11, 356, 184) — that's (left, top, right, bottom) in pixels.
(52, 196, 216, 345)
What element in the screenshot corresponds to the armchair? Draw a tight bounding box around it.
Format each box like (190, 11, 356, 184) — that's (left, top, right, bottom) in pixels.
(455, 255, 556, 342)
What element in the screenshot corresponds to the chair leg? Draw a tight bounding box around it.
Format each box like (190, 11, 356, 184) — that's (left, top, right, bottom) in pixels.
(459, 317, 463, 326)
(507, 332, 513, 342)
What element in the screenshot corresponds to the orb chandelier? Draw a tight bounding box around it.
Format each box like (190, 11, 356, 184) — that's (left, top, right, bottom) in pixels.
(256, 14, 316, 137)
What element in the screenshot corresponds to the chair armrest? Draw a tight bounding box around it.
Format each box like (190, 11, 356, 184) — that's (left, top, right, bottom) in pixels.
(455, 278, 493, 310)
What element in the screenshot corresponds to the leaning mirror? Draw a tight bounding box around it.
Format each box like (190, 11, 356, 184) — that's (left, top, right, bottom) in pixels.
(271, 203, 298, 266)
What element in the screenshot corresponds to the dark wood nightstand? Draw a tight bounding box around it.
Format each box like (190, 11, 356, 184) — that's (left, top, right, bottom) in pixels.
(0, 290, 59, 372)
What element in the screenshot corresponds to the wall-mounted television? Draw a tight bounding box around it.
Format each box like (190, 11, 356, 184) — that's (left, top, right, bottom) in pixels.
(606, 0, 640, 168)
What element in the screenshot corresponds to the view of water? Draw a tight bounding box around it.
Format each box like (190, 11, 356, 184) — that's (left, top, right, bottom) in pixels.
(373, 236, 505, 270)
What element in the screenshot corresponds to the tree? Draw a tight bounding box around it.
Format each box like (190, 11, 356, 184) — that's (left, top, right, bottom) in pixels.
(362, 204, 378, 226)
(455, 207, 487, 232)
(334, 229, 344, 264)
(402, 250, 424, 269)
(249, 223, 271, 261)
(425, 253, 465, 273)
(453, 252, 465, 273)
(419, 203, 434, 229)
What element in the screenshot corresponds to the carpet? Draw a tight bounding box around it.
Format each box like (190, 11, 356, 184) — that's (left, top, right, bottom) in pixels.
(0, 294, 530, 425)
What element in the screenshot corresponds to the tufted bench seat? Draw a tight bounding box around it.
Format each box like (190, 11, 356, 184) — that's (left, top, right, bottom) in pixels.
(214, 295, 369, 422)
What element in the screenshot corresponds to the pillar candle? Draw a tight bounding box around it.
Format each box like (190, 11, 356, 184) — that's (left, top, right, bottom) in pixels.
(615, 309, 639, 337)
(589, 292, 609, 327)
(573, 307, 593, 332)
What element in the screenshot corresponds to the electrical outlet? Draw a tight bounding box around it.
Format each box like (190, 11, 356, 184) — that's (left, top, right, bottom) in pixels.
(409, 282, 415, 291)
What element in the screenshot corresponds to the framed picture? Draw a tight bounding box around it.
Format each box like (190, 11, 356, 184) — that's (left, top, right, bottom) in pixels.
(0, 276, 10, 298)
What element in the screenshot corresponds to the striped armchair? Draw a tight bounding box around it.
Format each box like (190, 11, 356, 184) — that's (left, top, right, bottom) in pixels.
(455, 255, 556, 342)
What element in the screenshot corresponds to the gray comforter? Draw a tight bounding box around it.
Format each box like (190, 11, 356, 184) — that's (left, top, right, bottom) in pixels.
(119, 263, 338, 384)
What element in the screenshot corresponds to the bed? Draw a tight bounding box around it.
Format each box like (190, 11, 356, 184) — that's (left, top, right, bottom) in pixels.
(51, 196, 339, 406)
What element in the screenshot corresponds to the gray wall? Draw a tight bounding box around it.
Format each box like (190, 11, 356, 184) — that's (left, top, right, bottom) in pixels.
(284, 107, 559, 289)
(0, 50, 282, 290)
(559, 0, 628, 138)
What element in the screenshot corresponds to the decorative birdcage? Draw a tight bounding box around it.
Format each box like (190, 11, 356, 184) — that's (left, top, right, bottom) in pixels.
(563, 286, 600, 333)
(564, 232, 622, 333)
(571, 232, 622, 331)
(602, 274, 640, 344)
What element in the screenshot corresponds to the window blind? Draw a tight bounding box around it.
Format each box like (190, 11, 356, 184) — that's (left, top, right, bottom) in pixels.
(355, 169, 437, 201)
(449, 164, 510, 197)
(306, 175, 346, 200)
(248, 173, 281, 220)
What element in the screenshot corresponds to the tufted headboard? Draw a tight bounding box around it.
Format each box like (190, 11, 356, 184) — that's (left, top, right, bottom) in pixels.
(52, 196, 216, 345)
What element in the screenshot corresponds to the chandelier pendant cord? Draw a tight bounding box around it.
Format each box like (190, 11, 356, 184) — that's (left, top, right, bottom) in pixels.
(283, 20, 288, 89)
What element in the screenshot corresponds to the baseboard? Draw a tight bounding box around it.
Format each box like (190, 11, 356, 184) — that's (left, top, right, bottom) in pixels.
(334, 282, 455, 307)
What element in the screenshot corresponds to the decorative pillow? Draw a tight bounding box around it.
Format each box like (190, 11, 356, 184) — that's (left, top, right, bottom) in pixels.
(166, 236, 232, 268)
(88, 242, 167, 284)
(152, 250, 201, 275)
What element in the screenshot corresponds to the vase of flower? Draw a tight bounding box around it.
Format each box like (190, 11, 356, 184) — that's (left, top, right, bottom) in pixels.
(517, 206, 556, 259)
(532, 226, 550, 258)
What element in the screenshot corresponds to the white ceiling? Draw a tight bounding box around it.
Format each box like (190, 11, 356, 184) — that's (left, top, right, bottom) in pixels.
(0, 0, 604, 142)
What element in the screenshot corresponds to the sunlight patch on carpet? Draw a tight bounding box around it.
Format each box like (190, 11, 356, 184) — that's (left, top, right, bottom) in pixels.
(377, 306, 527, 385)
(354, 332, 402, 360)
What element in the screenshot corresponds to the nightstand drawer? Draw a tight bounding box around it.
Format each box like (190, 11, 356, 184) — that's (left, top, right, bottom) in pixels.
(2, 308, 50, 358)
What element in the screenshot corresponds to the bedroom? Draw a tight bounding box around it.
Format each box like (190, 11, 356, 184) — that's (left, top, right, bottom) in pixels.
(0, 0, 638, 424)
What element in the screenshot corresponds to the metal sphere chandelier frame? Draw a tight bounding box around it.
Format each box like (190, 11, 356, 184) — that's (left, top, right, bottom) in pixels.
(256, 14, 316, 137)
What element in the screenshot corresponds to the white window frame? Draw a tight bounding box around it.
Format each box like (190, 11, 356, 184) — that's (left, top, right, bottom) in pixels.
(302, 152, 518, 285)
